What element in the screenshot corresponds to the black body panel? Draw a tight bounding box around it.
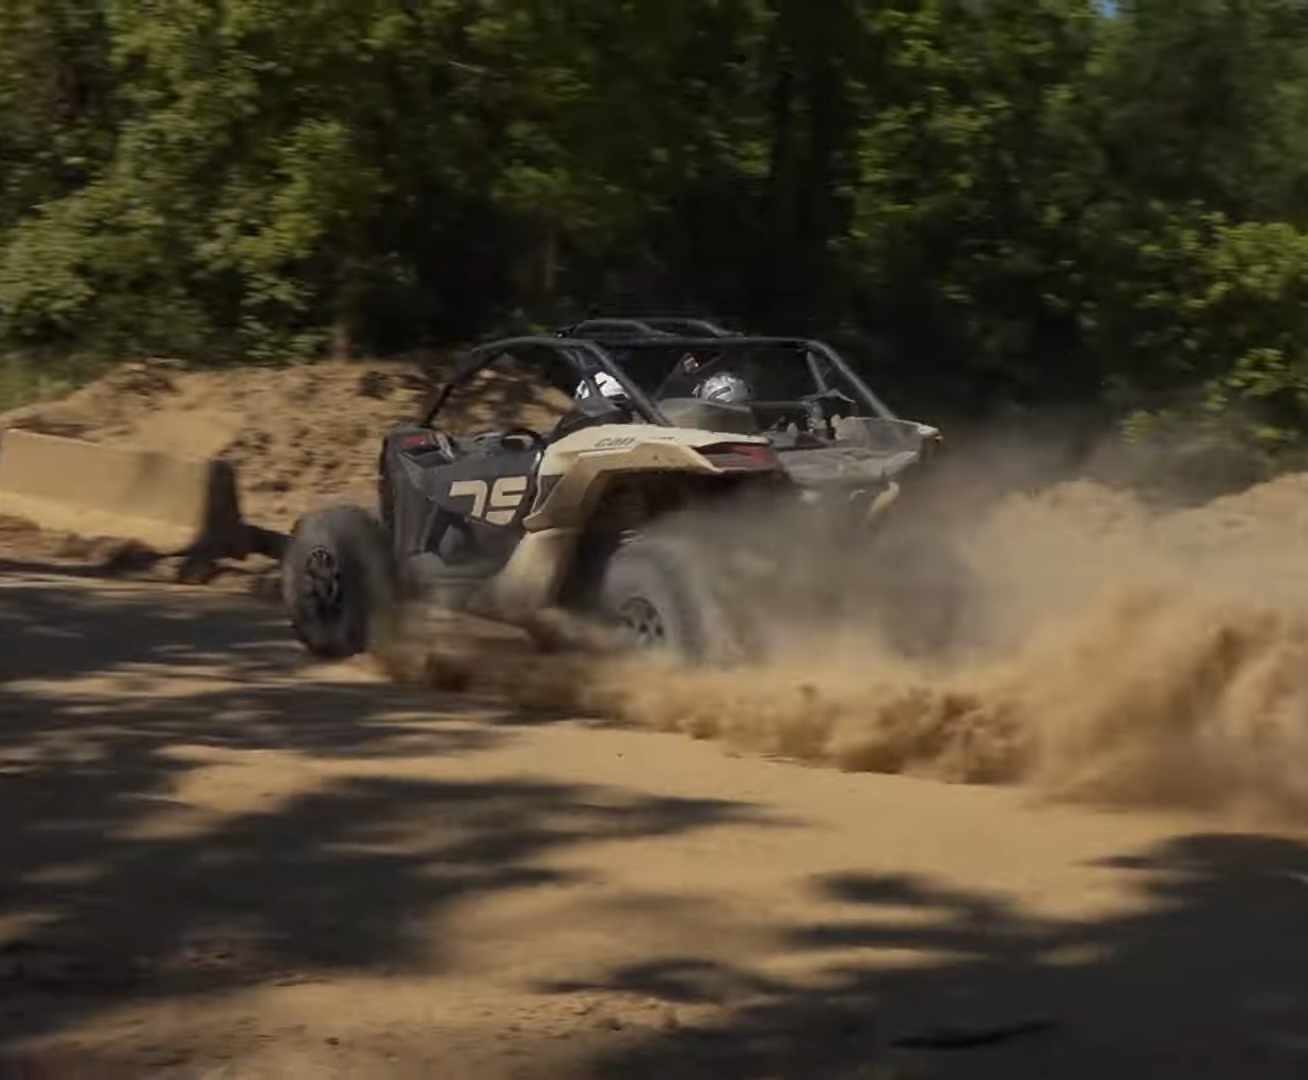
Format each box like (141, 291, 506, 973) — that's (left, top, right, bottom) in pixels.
(380, 424, 542, 578)
(376, 336, 663, 585)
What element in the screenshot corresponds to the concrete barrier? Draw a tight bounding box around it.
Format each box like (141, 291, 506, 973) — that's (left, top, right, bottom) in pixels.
(0, 429, 247, 559)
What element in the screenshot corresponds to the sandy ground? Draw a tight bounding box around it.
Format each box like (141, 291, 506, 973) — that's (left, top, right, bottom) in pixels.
(7, 358, 1308, 1075)
(5, 567, 1308, 1079)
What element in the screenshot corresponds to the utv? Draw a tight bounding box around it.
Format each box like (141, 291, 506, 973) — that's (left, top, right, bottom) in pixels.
(280, 336, 799, 666)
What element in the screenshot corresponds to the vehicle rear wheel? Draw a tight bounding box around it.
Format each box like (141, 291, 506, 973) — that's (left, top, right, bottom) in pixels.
(597, 535, 745, 666)
(281, 505, 398, 659)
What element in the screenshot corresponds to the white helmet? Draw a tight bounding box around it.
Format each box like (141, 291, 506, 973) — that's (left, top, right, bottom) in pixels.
(694, 371, 752, 404)
(575, 371, 626, 401)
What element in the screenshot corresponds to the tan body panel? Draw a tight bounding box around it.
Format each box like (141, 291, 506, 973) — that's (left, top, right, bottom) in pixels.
(0, 429, 245, 556)
(466, 423, 780, 620)
(524, 422, 772, 531)
(481, 526, 581, 617)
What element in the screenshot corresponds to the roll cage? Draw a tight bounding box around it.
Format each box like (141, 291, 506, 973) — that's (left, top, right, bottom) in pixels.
(561, 332, 900, 422)
(419, 335, 674, 429)
(554, 316, 738, 340)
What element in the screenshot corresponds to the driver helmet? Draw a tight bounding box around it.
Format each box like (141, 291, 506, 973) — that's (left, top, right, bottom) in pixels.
(693, 371, 753, 404)
(574, 370, 626, 401)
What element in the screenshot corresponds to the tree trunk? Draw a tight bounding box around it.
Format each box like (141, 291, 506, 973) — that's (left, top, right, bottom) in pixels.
(330, 320, 353, 362)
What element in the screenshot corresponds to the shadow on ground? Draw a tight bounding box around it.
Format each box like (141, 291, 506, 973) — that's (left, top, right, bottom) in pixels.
(568, 832, 1308, 1080)
(8, 571, 1308, 1078)
(0, 573, 770, 1057)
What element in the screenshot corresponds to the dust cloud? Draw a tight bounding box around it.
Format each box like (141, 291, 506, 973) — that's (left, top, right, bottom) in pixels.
(380, 435, 1308, 824)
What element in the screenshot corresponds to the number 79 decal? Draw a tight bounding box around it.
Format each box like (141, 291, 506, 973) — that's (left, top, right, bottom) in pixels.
(448, 476, 530, 525)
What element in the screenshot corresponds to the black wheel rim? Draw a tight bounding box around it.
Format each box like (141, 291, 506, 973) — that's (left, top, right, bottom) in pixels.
(304, 546, 344, 619)
(616, 597, 667, 648)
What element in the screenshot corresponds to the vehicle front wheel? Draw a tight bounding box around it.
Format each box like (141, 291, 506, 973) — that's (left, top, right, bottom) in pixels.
(281, 505, 398, 659)
(597, 535, 745, 666)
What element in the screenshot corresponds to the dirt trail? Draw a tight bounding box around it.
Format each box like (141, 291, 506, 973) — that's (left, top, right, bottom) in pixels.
(5, 570, 1308, 1078)
(10, 357, 1308, 826)
(6, 359, 1308, 1073)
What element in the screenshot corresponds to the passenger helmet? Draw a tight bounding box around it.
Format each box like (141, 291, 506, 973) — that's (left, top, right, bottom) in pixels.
(693, 371, 753, 404)
(575, 371, 626, 400)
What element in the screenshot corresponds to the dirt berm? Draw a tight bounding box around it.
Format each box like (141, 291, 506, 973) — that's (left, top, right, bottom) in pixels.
(0, 427, 253, 566)
(0, 355, 570, 576)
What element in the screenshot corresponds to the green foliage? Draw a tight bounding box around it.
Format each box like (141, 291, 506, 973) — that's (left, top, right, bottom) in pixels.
(5, 0, 1308, 480)
(1120, 218, 1308, 471)
(0, 354, 76, 414)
